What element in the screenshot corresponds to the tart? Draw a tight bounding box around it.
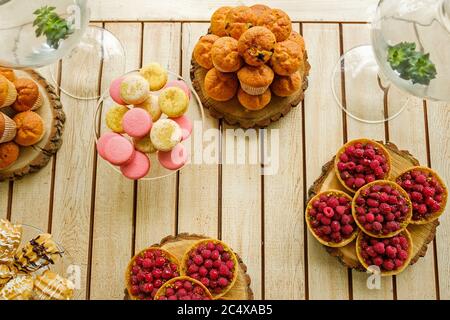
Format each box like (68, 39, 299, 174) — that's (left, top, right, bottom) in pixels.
(353, 181, 412, 238)
(356, 230, 413, 276)
(154, 276, 213, 300)
(334, 138, 392, 193)
(125, 247, 180, 300)
(396, 166, 448, 224)
(305, 190, 357, 247)
(181, 239, 238, 299)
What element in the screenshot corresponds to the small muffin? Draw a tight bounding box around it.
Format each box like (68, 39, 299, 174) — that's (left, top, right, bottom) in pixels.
(237, 64, 274, 96)
(271, 72, 303, 97)
(13, 111, 45, 147)
(139, 63, 168, 91)
(210, 6, 232, 37)
(0, 142, 20, 170)
(0, 113, 17, 144)
(0, 68, 16, 82)
(120, 74, 149, 105)
(133, 135, 156, 154)
(257, 8, 292, 42)
(0, 75, 17, 109)
(289, 31, 306, 54)
(150, 119, 182, 152)
(211, 37, 243, 73)
(193, 34, 220, 70)
(159, 87, 189, 117)
(204, 68, 238, 102)
(106, 104, 129, 133)
(238, 26, 276, 66)
(12, 78, 42, 112)
(271, 40, 304, 76)
(237, 87, 272, 111)
(250, 4, 271, 16)
(134, 94, 162, 122)
(225, 6, 257, 40)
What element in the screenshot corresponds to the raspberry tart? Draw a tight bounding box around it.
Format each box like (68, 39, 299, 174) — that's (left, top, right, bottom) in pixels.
(126, 247, 180, 300)
(356, 230, 413, 276)
(353, 181, 412, 238)
(335, 139, 391, 193)
(154, 276, 213, 300)
(305, 190, 357, 247)
(396, 166, 448, 224)
(181, 239, 238, 299)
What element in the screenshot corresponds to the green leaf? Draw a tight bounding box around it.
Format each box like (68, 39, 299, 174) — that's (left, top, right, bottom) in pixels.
(32, 5, 73, 49)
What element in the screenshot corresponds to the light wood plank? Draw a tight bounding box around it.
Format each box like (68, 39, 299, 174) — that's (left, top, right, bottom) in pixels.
(91, 0, 378, 22)
(134, 23, 181, 252)
(0, 184, 8, 217)
(303, 23, 349, 299)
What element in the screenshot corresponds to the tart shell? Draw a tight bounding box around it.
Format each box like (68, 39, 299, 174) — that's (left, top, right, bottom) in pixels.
(154, 276, 213, 300)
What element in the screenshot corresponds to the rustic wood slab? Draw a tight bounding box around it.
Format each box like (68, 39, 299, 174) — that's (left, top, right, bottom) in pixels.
(307, 142, 439, 271)
(0, 69, 65, 181)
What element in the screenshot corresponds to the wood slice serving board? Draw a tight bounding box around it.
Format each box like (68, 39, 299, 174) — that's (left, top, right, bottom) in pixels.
(190, 59, 308, 129)
(308, 142, 439, 271)
(0, 69, 65, 181)
(125, 233, 253, 300)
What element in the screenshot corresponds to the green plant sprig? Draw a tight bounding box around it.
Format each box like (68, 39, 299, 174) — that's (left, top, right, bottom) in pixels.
(33, 6, 73, 50)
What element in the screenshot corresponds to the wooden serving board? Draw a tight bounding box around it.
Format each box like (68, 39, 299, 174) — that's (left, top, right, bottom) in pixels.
(0, 69, 65, 181)
(308, 142, 439, 271)
(190, 59, 308, 129)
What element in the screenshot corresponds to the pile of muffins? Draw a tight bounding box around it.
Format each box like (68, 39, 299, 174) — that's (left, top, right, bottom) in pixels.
(97, 62, 192, 180)
(0, 219, 74, 300)
(0, 68, 46, 171)
(193, 4, 310, 111)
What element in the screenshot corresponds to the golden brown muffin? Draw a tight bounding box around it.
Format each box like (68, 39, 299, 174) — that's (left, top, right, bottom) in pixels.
(193, 34, 220, 70)
(13, 78, 42, 112)
(13, 111, 45, 147)
(288, 31, 306, 53)
(0, 113, 17, 144)
(250, 4, 271, 16)
(237, 64, 274, 96)
(225, 6, 257, 40)
(204, 68, 238, 102)
(257, 8, 292, 42)
(211, 37, 243, 73)
(271, 72, 303, 97)
(271, 40, 304, 76)
(0, 75, 17, 109)
(238, 26, 276, 66)
(210, 6, 232, 37)
(0, 142, 20, 170)
(237, 87, 272, 111)
(0, 68, 16, 82)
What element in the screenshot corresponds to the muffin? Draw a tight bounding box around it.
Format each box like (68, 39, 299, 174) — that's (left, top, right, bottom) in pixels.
(13, 111, 45, 147)
(271, 40, 304, 76)
(237, 64, 274, 96)
(106, 104, 129, 133)
(210, 6, 232, 37)
(211, 37, 243, 73)
(12, 78, 42, 112)
(289, 31, 306, 54)
(0, 142, 19, 170)
(237, 87, 272, 111)
(250, 4, 271, 16)
(139, 63, 168, 91)
(120, 74, 149, 105)
(135, 94, 162, 122)
(271, 72, 303, 97)
(257, 8, 292, 42)
(238, 26, 276, 66)
(0, 75, 17, 109)
(204, 68, 238, 102)
(224, 6, 257, 40)
(159, 87, 189, 117)
(0, 68, 16, 82)
(0, 113, 17, 144)
(194, 35, 220, 70)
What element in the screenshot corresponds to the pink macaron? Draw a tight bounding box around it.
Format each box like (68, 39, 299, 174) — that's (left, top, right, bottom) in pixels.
(96, 132, 121, 159)
(110, 77, 126, 105)
(170, 115, 192, 141)
(120, 151, 151, 180)
(158, 143, 188, 170)
(103, 135, 135, 165)
(122, 108, 153, 138)
(165, 80, 191, 100)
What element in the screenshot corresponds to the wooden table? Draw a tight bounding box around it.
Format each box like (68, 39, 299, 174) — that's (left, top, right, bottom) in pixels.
(1, 0, 449, 300)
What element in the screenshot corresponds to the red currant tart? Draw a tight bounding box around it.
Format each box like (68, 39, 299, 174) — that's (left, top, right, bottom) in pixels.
(181, 239, 238, 299)
(305, 190, 357, 247)
(154, 276, 213, 300)
(335, 139, 391, 193)
(356, 230, 413, 276)
(396, 166, 448, 224)
(353, 181, 412, 238)
(126, 247, 180, 300)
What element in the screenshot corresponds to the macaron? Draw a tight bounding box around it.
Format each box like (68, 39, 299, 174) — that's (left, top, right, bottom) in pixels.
(170, 115, 192, 141)
(105, 104, 129, 133)
(134, 94, 162, 122)
(164, 80, 191, 100)
(120, 74, 150, 105)
(158, 87, 189, 117)
(150, 119, 182, 152)
(103, 135, 135, 165)
(122, 108, 153, 138)
(96, 132, 121, 159)
(158, 143, 188, 171)
(109, 77, 126, 105)
(120, 151, 151, 180)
